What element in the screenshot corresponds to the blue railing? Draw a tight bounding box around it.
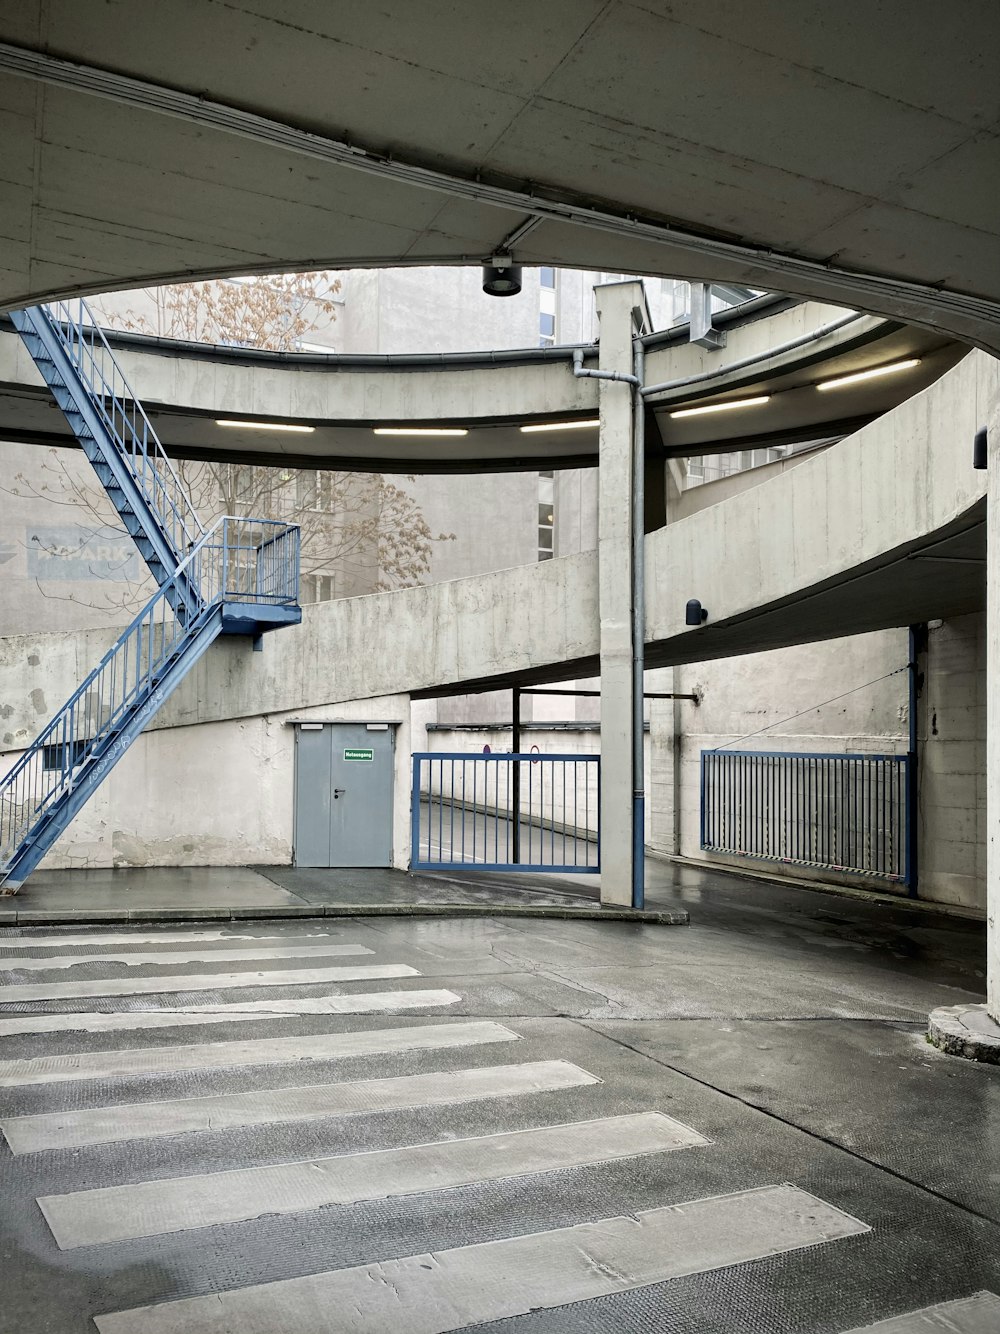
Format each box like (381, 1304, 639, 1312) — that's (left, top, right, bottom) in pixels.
(411, 752, 600, 873)
(25, 300, 205, 559)
(0, 516, 299, 882)
(700, 749, 910, 885)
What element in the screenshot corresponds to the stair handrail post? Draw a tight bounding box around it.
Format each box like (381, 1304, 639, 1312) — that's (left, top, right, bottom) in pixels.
(40, 299, 206, 551)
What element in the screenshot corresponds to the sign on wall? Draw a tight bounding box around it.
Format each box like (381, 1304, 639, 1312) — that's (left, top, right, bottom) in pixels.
(26, 526, 142, 581)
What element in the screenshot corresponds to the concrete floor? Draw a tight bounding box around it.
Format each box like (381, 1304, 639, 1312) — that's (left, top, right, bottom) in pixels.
(0, 868, 995, 1332)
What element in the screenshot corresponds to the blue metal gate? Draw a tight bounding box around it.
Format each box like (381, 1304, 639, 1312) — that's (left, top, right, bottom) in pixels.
(411, 752, 600, 873)
(700, 749, 911, 885)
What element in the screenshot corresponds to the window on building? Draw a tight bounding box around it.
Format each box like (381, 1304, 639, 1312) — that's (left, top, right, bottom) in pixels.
(537, 479, 555, 560)
(42, 739, 88, 772)
(304, 573, 336, 603)
(540, 266, 556, 289)
(296, 470, 336, 511)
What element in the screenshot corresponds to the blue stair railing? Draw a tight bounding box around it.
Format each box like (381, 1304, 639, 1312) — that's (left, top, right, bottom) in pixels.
(0, 517, 300, 893)
(10, 300, 205, 605)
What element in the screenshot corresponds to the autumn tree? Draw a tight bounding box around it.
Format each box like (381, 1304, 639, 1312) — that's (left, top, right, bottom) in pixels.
(9, 273, 453, 615)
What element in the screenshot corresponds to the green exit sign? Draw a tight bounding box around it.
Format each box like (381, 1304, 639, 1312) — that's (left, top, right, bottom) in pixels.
(344, 748, 374, 762)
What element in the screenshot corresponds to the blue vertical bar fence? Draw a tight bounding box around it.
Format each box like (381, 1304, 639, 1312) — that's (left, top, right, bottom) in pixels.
(411, 752, 600, 873)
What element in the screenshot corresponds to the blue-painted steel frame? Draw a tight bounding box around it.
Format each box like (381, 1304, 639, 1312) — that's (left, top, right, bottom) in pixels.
(9, 304, 204, 606)
(699, 747, 910, 885)
(410, 751, 600, 874)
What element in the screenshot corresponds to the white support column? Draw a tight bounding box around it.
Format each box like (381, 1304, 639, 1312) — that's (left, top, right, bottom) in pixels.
(988, 421, 1000, 1022)
(594, 282, 644, 906)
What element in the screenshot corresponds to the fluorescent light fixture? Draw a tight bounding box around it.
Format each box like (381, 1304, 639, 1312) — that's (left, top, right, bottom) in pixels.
(669, 396, 770, 419)
(216, 419, 314, 433)
(816, 358, 920, 391)
(519, 419, 601, 434)
(373, 427, 469, 437)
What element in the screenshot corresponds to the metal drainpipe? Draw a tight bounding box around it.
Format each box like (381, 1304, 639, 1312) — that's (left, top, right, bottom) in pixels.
(572, 348, 645, 908)
(631, 341, 646, 909)
(907, 625, 923, 898)
(639, 311, 864, 399)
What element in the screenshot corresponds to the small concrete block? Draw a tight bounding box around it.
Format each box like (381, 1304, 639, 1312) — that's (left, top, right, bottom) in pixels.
(928, 1004, 1000, 1064)
(127, 908, 231, 922)
(228, 906, 318, 919)
(16, 909, 130, 924)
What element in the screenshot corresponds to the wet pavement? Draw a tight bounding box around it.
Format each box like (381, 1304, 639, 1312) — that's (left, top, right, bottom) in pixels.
(0, 865, 995, 1331)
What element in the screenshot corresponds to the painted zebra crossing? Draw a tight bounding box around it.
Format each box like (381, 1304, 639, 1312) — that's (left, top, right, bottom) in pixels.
(0, 925, 982, 1332)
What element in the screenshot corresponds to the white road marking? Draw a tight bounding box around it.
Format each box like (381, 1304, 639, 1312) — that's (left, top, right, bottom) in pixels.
(840, 1292, 1000, 1332)
(0, 962, 419, 1003)
(0, 930, 341, 950)
(40, 1110, 709, 1248)
(93, 1184, 868, 1333)
(2, 1059, 598, 1153)
(0, 990, 462, 1036)
(0, 943, 373, 971)
(0, 1019, 518, 1087)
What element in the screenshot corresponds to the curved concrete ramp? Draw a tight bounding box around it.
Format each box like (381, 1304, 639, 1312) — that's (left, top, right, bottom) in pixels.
(0, 348, 991, 736)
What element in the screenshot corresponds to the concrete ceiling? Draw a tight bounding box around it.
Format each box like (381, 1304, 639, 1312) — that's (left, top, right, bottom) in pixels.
(1, 4, 999, 349)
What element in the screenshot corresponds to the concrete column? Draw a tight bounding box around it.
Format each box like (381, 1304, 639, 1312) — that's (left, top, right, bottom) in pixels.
(989, 425, 1000, 1021)
(594, 282, 644, 906)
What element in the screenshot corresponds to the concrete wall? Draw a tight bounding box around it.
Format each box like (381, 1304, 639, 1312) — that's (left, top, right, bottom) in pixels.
(917, 615, 987, 909)
(1, 694, 412, 874)
(651, 628, 910, 885)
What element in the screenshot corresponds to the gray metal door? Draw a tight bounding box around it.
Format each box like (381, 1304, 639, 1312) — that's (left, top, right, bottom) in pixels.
(294, 723, 394, 867)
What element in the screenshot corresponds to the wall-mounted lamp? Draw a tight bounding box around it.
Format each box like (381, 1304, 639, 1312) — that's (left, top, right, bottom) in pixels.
(974, 426, 988, 471)
(482, 255, 522, 297)
(685, 598, 708, 626)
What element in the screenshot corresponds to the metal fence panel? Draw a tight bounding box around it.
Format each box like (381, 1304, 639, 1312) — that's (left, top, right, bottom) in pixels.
(700, 749, 909, 884)
(411, 752, 600, 873)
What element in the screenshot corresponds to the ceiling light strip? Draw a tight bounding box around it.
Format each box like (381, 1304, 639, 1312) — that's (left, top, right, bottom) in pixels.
(373, 427, 468, 437)
(2, 42, 998, 329)
(519, 420, 600, 433)
(669, 396, 770, 419)
(216, 419, 314, 433)
(816, 358, 920, 391)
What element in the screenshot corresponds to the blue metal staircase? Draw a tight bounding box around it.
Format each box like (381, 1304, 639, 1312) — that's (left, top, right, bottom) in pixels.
(10, 302, 206, 611)
(0, 301, 301, 892)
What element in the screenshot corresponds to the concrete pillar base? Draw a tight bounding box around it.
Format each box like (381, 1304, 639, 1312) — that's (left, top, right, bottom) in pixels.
(927, 1004, 1000, 1063)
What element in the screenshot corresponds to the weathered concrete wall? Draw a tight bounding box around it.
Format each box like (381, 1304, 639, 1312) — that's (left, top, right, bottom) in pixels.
(0, 327, 598, 428)
(2, 349, 993, 754)
(653, 628, 910, 886)
(646, 350, 991, 653)
(917, 615, 987, 909)
(1, 694, 412, 874)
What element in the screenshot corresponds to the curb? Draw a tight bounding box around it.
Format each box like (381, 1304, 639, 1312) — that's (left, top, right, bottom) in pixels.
(0, 903, 689, 927)
(927, 1003, 1000, 1064)
(665, 854, 986, 922)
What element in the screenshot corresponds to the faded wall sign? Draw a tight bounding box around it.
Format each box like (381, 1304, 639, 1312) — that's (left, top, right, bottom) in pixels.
(26, 526, 142, 581)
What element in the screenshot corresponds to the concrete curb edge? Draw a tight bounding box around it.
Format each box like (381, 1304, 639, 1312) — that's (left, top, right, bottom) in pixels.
(0, 903, 689, 927)
(927, 1003, 1000, 1064)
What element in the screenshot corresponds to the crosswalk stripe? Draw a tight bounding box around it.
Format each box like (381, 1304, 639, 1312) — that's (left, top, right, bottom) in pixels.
(2, 1059, 598, 1153)
(0, 1019, 518, 1087)
(0, 962, 419, 1003)
(92, 1184, 868, 1333)
(0, 930, 341, 949)
(0, 990, 462, 1036)
(839, 1292, 1000, 1332)
(40, 1110, 710, 1248)
(0, 943, 373, 971)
